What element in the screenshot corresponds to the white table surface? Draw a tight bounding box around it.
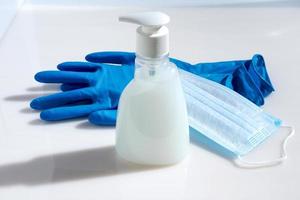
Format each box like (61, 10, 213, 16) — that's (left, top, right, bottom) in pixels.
(0, 4, 300, 200)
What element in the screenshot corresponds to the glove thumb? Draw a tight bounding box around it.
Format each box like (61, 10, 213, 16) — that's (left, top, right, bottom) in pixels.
(88, 109, 117, 126)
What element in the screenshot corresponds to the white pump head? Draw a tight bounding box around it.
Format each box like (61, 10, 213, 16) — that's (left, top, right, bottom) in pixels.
(119, 12, 170, 59)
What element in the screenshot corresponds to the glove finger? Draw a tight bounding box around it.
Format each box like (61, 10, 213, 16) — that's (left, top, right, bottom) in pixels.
(232, 66, 265, 106)
(35, 70, 93, 84)
(30, 87, 95, 110)
(88, 109, 117, 126)
(40, 103, 102, 121)
(85, 51, 135, 65)
(248, 54, 275, 96)
(61, 83, 89, 91)
(57, 61, 100, 72)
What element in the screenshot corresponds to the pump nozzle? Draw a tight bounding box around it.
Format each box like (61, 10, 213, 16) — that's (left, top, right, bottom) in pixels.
(119, 12, 170, 59)
(119, 12, 170, 27)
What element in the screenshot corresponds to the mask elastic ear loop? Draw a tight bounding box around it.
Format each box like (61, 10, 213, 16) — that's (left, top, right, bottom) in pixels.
(233, 126, 295, 169)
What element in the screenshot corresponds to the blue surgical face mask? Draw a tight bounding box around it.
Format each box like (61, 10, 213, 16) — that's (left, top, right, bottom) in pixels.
(179, 69, 294, 168)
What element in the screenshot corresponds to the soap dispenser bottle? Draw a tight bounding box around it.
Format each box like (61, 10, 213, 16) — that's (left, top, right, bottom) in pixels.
(116, 12, 189, 165)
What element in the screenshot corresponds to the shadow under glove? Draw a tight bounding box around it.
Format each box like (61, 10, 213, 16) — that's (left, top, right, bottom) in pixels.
(30, 51, 274, 125)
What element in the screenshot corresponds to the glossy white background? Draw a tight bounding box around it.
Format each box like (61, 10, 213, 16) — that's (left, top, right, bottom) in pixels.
(0, 0, 23, 40)
(0, 2, 300, 200)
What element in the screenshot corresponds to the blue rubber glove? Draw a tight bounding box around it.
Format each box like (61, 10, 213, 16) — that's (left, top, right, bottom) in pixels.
(30, 51, 274, 125)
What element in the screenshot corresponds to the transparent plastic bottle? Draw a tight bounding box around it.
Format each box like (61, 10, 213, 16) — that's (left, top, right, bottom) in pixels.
(116, 54, 189, 165)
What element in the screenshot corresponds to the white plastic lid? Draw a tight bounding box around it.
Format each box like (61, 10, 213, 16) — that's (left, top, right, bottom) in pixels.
(119, 12, 170, 59)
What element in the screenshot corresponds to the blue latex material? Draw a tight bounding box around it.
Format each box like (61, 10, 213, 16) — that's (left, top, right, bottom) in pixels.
(30, 51, 274, 125)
